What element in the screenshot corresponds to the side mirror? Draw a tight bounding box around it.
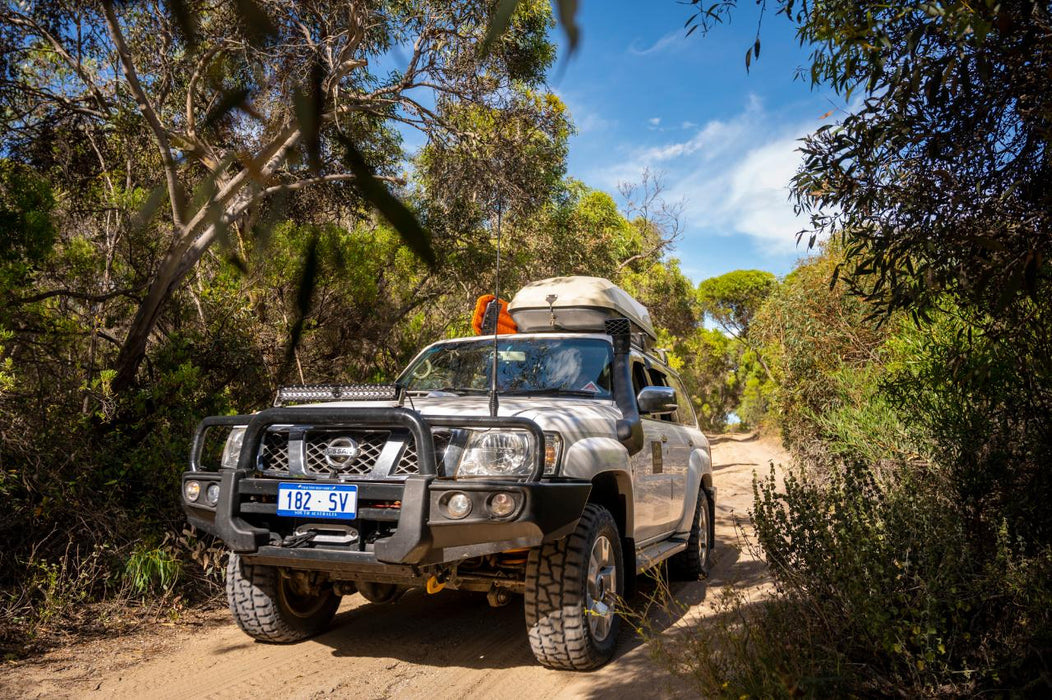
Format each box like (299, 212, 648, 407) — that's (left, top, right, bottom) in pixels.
(636, 386, 677, 415)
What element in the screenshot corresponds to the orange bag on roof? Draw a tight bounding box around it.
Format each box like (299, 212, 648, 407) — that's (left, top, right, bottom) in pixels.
(472, 294, 518, 335)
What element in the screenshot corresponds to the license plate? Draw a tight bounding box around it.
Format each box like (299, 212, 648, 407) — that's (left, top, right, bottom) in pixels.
(277, 483, 358, 520)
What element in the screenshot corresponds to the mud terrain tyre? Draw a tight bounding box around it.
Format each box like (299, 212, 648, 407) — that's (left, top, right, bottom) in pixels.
(525, 503, 623, 670)
(669, 488, 712, 580)
(226, 552, 340, 643)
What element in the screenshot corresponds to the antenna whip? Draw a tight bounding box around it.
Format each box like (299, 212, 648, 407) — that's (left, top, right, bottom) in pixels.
(489, 200, 503, 417)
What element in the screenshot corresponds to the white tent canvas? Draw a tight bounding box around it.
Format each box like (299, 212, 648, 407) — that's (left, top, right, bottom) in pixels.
(508, 276, 656, 341)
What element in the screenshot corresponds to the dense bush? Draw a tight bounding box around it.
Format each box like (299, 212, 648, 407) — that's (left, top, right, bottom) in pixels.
(657, 248, 1052, 695)
(662, 460, 1052, 697)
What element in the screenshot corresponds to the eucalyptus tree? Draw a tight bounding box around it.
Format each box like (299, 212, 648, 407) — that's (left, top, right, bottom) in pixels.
(0, 0, 558, 392)
(680, 0, 1052, 320)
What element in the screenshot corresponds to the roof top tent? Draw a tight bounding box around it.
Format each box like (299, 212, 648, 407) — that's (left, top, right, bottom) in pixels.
(508, 276, 657, 350)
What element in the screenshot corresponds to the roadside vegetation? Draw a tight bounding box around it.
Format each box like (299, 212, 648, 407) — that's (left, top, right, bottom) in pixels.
(641, 0, 1052, 695)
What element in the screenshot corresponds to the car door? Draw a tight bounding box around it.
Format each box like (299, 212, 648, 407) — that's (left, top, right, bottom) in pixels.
(666, 370, 702, 527)
(629, 358, 677, 542)
(645, 364, 694, 530)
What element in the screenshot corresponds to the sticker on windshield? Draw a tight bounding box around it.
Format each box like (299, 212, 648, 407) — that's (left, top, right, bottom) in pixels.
(579, 381, 600, 393)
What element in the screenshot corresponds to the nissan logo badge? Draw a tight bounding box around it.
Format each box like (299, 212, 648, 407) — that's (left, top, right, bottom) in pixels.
(323, 437, 360, 467)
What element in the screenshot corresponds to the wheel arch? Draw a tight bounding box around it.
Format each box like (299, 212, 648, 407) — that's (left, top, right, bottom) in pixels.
(588, 470, 636, 593)
(587, 470, 634, 537)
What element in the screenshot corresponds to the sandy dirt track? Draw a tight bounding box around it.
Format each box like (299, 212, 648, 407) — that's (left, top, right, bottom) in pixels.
(1, 434, 786, 700)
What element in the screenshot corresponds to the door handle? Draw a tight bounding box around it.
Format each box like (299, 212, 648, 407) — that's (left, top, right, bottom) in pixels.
(661, 434, 668, 443)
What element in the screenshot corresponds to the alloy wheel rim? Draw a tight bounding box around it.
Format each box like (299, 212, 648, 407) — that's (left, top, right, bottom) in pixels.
(698, 497, 709, 558)
(586, 534, 617, 641)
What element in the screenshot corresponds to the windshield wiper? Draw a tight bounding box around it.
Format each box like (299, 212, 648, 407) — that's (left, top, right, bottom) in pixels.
(502, 388, 602, 398)
(425, 387, 490, 396)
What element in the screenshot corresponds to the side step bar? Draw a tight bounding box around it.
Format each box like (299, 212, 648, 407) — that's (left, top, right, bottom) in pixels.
(635, 537, 688, 573)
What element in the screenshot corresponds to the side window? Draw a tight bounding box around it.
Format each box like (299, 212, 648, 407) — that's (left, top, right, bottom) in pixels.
(631, 361, 649, 397)
(668, 375, 697, 427)
(646, 366, 676, 423)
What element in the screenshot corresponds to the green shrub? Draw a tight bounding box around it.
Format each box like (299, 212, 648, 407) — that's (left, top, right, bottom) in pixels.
(652, 461, 1052, 696)
(124, 546, 181, 597)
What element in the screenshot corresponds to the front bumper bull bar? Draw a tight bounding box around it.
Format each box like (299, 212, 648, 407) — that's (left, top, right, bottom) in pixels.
(181, 406, 591, 569)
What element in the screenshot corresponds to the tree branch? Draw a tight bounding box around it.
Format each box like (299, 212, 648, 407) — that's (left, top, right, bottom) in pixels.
(14, 286, 144, 305)
(3, 11, 112, 116)
(101, 1, 187, 228)
(258, 172, 403, 198)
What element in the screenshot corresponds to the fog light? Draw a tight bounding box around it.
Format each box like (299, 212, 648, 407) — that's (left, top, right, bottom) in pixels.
(446, 492, 472, 519)
(206, 483, 221, 506)
(488, 492, 516, 518)
(184, 480, 201, 502)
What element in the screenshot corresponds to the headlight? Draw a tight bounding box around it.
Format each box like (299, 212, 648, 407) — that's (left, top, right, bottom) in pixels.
(221, 426, 246, 469)
(454, 430, 535, 479)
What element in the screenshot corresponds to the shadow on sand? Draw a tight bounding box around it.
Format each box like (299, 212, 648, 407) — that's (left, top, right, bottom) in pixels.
(225, 531, 766, 684)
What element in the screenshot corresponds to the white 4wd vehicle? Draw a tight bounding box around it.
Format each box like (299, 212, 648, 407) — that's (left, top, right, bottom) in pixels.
(182, 277, 714, 670)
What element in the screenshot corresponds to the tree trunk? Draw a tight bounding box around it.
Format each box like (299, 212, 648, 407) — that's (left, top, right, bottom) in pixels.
(110, 226, 214, 393)
(110, 268, 183, 393)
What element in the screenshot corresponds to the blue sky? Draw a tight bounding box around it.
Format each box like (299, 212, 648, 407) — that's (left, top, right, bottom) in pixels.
(548, 1, 846, 283)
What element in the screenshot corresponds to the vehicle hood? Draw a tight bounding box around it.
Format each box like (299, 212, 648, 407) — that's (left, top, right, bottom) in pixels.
(296, 396, 622, 441)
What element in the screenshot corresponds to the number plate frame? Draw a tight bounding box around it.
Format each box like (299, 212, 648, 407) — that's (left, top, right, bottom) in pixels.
(276, 482, 358, 520)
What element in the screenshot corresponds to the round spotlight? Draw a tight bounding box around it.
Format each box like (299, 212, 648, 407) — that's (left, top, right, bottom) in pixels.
(488, 492, 516, 518)
(184, 480, 201, 502)
(445, 492, 472, 519)
(206, 483, 221, 506)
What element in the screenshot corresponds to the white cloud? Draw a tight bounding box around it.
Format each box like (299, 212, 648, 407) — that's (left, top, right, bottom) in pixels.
(557, 90, 615, 135)
(648, 117, 661, 126)
(593, 95, 824, 254)
(669, 133, 811, 254)
(628, 30, 684, 56)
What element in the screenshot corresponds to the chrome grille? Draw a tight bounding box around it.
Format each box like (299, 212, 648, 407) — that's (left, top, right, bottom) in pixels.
(395, 439, 417, 475)
(395, 431, 450, 475)
(304, 430, 388, 477)
(259, 431, 289, 472)
(254, 429, 446, 478)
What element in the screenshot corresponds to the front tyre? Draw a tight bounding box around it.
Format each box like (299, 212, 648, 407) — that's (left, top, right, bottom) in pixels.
(226, 552, 340, 643)
(525, 503, 623, 670)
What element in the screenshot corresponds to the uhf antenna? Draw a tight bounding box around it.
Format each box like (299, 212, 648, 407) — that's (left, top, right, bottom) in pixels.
(488, 200, 503, 418)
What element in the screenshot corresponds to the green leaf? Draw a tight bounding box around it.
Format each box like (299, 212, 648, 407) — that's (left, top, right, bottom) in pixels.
(483, 0, 580, 58)
(167, 0, 199, 46)
(338, 136, 435, 267)
(294, 62, 326, 175)
(555, 0, 581, 56)
(481, 0, 521, 56)
(128, 184, 170, 234)
(202, 87, 252, 131)
(233, 0, 278, 47)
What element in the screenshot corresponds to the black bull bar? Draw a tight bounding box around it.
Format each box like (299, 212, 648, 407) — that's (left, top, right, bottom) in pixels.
(184, 406, 589, 564)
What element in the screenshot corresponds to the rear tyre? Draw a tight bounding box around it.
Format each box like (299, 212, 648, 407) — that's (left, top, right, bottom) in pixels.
(226, 552, 340, 643)
(525, 504, 623, 670)
(669, 488, 712, 580)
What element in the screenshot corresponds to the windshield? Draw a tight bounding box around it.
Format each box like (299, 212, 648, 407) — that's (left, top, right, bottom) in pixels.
(400, 337, 614, 398)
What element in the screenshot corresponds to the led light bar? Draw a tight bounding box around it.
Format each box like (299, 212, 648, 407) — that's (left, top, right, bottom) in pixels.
(274, 384, 399, 406)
